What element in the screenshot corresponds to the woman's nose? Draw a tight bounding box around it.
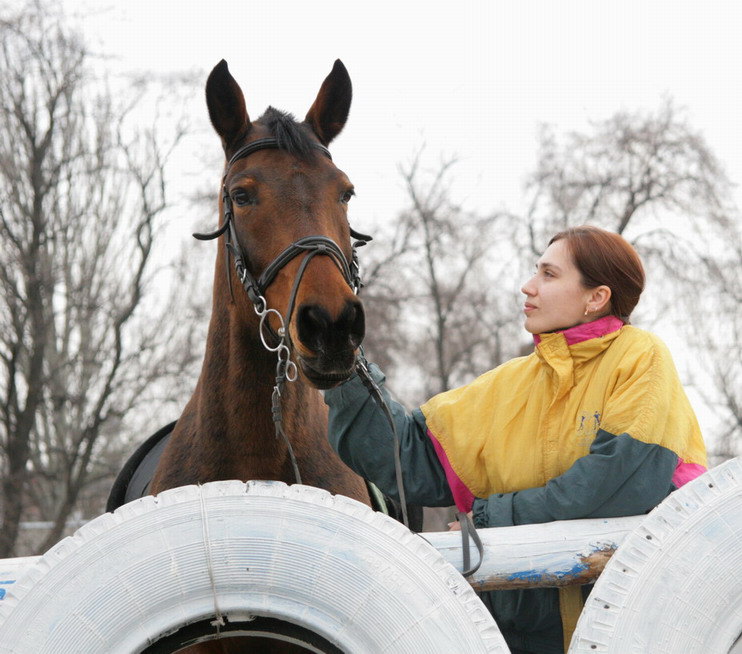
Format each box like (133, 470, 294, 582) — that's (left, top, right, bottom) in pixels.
(521, 275, 536, 296)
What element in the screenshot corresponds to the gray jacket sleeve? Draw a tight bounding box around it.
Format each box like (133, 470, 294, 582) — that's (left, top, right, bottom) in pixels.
(323, 363, 453, 506)
(472, 429, 678, 527)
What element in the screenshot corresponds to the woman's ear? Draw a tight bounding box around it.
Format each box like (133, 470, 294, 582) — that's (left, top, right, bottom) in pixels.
(588, 285, 612, 314)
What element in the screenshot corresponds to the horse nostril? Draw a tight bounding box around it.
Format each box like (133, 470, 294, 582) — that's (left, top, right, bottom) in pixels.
(347, 301, 365, 349)
(297, 301, 365, 355)
(297, 305, 332, 353)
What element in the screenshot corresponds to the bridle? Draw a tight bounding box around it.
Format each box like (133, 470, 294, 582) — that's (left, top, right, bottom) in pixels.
(194, 137, 370, 311)
(194, 136, 371, 485)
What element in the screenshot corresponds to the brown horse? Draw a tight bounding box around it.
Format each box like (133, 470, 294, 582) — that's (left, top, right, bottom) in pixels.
(150, 60, 371, 653)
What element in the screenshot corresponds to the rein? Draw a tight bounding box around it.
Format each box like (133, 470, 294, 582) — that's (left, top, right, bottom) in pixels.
(354, 355, 484, 577)
(193, 137, 370, 485)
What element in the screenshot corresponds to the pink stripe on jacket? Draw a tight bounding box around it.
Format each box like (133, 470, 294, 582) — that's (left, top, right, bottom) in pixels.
(428, 430, 475, 512)
(672, 460, 706, 487)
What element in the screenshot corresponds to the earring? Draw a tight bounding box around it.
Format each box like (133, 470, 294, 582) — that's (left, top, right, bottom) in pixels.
(584, 306, 591, 316)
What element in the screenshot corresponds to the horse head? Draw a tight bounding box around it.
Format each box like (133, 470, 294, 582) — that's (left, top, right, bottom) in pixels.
(203, 60, 365, 390)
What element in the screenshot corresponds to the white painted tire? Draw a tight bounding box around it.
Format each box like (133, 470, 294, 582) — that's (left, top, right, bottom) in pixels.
(0, 481, 507, 653)
(570, 457, 742, 653)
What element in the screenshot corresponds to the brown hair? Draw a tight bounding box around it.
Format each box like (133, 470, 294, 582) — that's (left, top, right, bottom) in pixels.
(549, 225, 645, 322)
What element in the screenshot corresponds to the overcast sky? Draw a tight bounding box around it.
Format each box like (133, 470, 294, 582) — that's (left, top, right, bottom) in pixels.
(62, 0, 742, 230)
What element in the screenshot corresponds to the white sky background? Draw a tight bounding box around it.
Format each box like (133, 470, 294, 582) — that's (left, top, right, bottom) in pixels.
(57, 0, 741, 442)
(64, 0, 742, 225)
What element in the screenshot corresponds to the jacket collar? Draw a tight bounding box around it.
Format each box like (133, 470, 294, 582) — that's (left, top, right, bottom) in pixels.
(533, 315, 625, 347)
(533, 316, 625, 395)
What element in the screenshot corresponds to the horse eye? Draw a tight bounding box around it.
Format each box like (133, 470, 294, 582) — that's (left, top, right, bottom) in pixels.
(231, 190, 255, 207)
(340, 189, 355, 204)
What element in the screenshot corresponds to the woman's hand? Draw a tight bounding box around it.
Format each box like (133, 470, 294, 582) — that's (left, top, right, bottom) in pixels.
(447, 511, 473, 531)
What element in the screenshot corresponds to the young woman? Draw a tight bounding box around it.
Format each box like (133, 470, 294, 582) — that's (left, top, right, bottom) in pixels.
(324, 225, 707, 654)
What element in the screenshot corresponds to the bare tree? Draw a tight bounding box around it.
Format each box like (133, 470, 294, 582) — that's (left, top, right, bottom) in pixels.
(681, 231, 742, 464)
(361, 150, 523, 404)
(0, 2, 199, 555)
(524, 100, 728, 244)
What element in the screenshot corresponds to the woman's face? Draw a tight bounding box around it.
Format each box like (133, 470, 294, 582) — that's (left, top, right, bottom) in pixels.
(521, 239, 598, 334)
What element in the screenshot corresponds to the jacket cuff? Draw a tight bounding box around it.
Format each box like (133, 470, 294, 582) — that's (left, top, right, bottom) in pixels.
(472, 493, 516, 527)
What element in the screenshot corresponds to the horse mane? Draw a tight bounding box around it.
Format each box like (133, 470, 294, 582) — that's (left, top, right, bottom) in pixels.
(259, 107, 316, 157)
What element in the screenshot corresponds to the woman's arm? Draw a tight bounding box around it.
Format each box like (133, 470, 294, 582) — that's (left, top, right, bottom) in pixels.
(472, 429, 677, 527)
(324, 363, 454, 506)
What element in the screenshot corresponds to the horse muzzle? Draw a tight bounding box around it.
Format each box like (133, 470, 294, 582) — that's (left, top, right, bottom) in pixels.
(294, 299, 365, 389)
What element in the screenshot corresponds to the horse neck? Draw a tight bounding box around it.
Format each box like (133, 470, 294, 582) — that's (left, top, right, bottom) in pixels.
(195, 269, 324, 453)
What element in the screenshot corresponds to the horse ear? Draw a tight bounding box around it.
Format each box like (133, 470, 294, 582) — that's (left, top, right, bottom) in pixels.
(305, 59, 352, 146)
(205, 60, 251, 150)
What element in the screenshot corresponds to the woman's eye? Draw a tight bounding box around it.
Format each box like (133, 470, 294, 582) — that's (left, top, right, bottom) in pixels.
(341, 189, 355, 204)
(231, 190, 254, 207)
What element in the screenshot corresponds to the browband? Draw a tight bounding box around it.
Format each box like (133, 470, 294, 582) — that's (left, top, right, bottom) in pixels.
(228, 137, 332, 167)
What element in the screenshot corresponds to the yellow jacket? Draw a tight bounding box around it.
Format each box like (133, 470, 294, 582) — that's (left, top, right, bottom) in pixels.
(421, 316, 707, 500)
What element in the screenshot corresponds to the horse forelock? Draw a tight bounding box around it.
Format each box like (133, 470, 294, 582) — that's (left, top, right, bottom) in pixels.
(258, 107, 318, 158)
